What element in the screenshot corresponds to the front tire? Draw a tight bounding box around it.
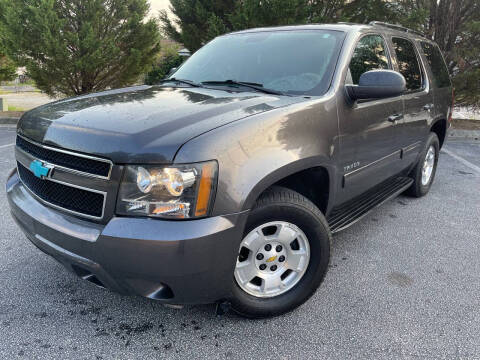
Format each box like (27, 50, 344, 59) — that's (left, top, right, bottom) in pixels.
(406, 132, 440, 197)
(230, 187, 331, 318)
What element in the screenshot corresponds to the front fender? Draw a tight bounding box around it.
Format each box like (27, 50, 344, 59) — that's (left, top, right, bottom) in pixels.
(174, 97, 339, 216)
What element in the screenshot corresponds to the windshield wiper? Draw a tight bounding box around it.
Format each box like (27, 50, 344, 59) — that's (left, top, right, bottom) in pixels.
(201, 80, 287, 96)
(158, 78, 203, 88)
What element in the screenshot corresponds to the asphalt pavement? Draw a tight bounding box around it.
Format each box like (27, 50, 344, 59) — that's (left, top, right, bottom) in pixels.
(0, 127, 479, 359)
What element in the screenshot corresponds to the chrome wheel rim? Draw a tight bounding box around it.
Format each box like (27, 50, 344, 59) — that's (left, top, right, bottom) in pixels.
(234, 221, 310, 298)
(421, 145, 436, 186)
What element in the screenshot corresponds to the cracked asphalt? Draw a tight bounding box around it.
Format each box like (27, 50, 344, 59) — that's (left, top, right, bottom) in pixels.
(0, 126, 479, 359)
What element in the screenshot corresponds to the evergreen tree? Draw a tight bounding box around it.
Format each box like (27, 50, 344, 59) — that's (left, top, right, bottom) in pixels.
(159, 0, 236, 52)
(342, 0, 397, 23)
(0, 53, 16, 82)
(0, 0, 161, 96)
(308, 0, 345, 23)
(145, 42, 185, 85)
(229, 0, 309, 30)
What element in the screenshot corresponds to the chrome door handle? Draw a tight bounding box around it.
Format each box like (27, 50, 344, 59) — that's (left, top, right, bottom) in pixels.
(423, 104, 434, 111)
(388, 113, 404, 123)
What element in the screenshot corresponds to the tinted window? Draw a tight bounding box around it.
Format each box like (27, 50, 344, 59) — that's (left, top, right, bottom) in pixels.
(172, 30, 345, 96)
(420, 42, 451, 88)
(392, 37, 423, 91)
(347, 35, 390, 85)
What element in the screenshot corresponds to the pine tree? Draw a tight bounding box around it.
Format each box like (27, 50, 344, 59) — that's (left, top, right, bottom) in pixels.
(159, 0, 236, 52)
(229, 0, 309, 30)
(0, 0, 161, 96)
(0, 53, 16, 82)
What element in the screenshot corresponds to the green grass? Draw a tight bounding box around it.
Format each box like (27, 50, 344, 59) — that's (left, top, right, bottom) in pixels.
(7, 105, 25, 112)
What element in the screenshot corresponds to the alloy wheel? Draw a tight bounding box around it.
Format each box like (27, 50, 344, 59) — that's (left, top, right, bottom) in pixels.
(234, 221, 310, 298)
(421, 145, 436, 186)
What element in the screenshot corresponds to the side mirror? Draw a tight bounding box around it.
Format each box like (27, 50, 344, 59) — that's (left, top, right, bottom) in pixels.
(346, 70, 406, 100)
(167, 67, 178, 77)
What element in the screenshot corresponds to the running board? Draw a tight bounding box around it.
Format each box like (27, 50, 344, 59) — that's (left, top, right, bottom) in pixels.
(327, 176, 413, 234)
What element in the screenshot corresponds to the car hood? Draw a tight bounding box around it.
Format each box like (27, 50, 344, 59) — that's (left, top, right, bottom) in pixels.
(18, 85, 304, 163)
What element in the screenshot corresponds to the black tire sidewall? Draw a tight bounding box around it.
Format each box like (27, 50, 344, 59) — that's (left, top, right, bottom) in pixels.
(230, 196, 331, 318)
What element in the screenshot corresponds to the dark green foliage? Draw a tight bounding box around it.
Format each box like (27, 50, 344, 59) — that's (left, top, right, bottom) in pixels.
(229, 0, 309, 30)
(0, 53, 16, 82)
(342, 0, 397, 23)
(0, 0, 160, 96)
(452, 20, 480, 107)
(159, 0, 236, 52)
(145, 53, 184, 85)
(308, 0, 345, 23)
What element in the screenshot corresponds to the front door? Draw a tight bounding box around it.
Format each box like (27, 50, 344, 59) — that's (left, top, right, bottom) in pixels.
(337, 33, 405, 203)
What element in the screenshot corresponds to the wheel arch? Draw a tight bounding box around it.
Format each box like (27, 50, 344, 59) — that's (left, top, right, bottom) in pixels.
(242, 158, 335, 215)
(431, 118, 447, 148)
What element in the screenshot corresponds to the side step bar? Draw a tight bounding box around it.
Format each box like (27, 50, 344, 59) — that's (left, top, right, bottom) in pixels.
(327, 176, 413, 234)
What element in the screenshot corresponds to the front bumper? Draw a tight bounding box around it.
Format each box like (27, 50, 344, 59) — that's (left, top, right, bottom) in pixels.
(6, 169, 248, 304)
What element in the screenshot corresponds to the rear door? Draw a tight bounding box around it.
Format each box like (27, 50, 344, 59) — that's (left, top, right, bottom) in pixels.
(337, 33, 405, 203)
(418, 41, 453, 127)
(390, 36, 434, 166)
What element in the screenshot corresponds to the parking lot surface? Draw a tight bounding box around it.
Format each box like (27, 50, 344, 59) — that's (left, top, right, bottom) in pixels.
(0, 127, 479, 359)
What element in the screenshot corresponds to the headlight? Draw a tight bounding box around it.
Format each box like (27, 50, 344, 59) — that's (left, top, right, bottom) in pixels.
(116, 161, 217, 219)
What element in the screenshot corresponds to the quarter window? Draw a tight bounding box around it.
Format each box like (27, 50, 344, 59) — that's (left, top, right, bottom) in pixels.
(420, 42, 451, 88)
(392, 37, 423, 91)
(347, 35, 390, 85)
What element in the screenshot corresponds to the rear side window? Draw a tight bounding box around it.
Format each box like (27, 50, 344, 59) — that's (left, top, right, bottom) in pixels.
(347, 34, 390, 85)
(420, 42, 451, 88)
(392, 37, 423, 91)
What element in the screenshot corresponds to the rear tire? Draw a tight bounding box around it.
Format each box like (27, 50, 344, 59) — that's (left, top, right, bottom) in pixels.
(230, 186, 331, 318)
(406, 132, 440, 197)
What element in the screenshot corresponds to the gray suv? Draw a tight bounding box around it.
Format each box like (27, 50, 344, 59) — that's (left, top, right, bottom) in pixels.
(6, 22, 453, 318)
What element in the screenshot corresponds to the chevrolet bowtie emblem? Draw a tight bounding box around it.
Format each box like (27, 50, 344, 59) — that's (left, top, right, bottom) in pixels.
(266, 256, 277, 263)
(29, 160, 54, 179)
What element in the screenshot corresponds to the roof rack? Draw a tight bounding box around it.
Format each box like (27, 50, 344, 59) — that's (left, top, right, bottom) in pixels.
(369, 21, 425, 37)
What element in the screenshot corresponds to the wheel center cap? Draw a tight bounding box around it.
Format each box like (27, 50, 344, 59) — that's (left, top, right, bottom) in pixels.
(254, 241, 287, 272)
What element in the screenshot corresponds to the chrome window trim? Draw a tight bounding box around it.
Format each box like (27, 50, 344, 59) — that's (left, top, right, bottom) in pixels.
(17, 165, 107, 220)
(16, 134, 113, 180)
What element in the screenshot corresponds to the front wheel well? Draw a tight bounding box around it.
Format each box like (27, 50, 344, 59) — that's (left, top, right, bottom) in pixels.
(431, 119, 447, 148)
(262, 167, 330, 214)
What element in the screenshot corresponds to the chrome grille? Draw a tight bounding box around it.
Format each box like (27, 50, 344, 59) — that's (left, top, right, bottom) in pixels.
(15, 135, 114, 220)
(16, 135, 112, 178)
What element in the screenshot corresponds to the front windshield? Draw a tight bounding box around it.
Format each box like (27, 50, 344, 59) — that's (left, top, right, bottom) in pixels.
(171, 30, 345, 96)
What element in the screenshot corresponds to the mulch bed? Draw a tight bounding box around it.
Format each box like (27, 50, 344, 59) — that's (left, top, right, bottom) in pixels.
(452, 119, 480, 130)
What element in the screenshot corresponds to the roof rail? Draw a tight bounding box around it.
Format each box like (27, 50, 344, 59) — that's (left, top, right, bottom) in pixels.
(369, 21, 425, 37)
